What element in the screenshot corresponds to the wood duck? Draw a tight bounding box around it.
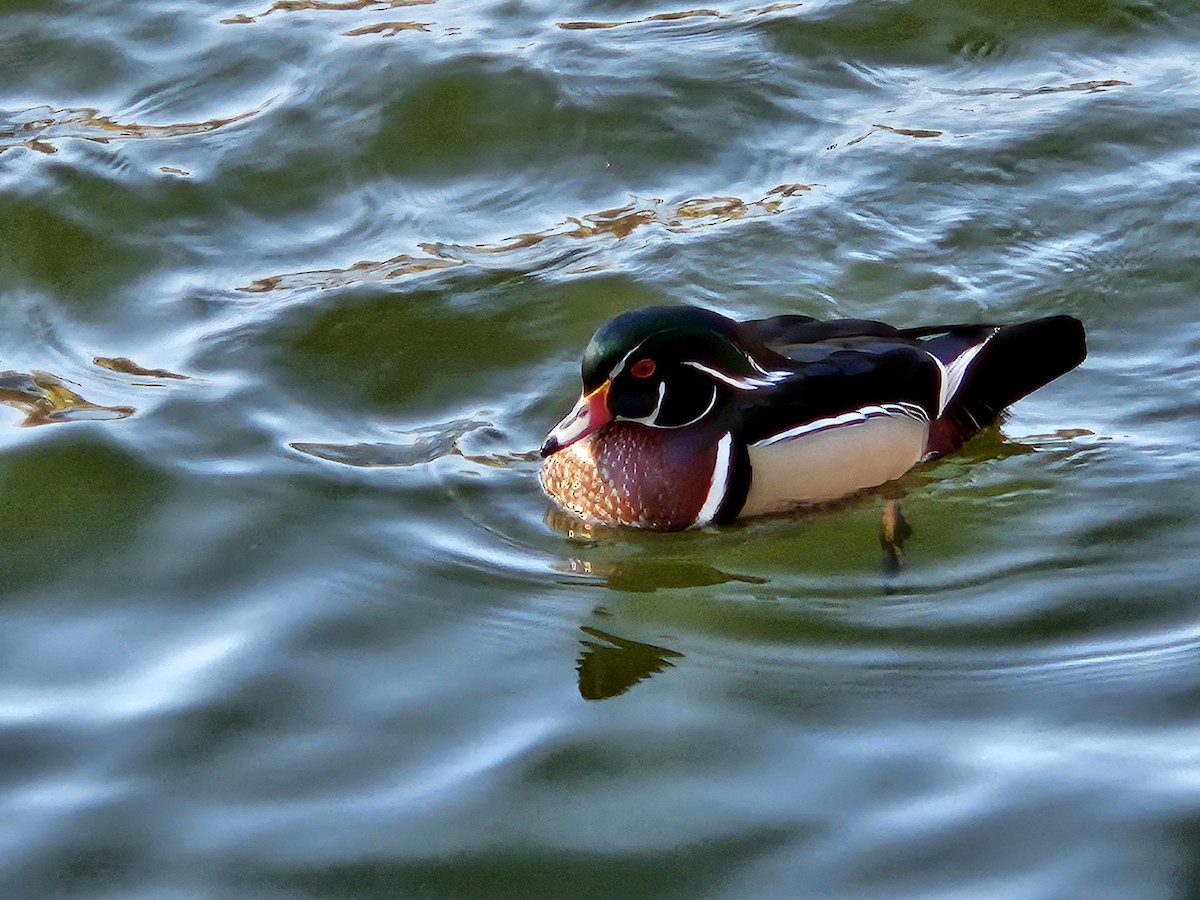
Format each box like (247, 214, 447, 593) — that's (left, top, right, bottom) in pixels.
(540, 305, 1086, 530)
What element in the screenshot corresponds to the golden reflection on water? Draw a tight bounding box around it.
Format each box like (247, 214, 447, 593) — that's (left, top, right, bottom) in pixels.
(841, 124, 944, 149)
(0, 371, 134, 427)
(953, 79, 1130, 100)
(93, 357, 188, 381)
(559, 3, 801, 31)
(829, 78, 1127, 151)
(222, 0, 433, 25)
(341, 21, 428, 36)
(0, 104, 269, 154)
(241, 185, 811, 293)
(242, 255, 462, 294)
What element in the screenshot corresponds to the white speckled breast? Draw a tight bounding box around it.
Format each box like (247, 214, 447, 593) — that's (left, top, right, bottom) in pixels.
(540, 422, 719, 530)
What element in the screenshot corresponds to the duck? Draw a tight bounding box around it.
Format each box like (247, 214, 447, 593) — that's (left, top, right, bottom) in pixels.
(539, 305, 1086, 530)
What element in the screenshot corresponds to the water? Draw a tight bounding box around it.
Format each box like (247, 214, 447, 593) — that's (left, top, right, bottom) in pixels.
(2, 0, 1200, 896)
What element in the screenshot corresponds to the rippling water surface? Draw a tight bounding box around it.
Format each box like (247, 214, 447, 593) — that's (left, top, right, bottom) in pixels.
(3, 0, 1200, 896)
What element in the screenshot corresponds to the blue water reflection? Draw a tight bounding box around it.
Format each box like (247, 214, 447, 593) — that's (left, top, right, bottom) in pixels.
(2, 0, 1200, 897)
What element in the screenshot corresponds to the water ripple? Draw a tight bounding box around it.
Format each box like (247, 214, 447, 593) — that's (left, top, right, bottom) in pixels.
(0, 370, 134, 427)
(239, 185, 812, 293)
(0, 102, 271, 156)
(558, 3, 802, 32)
(2, 0, 1199, 896)
(222, 0, 435, 27)
(0, 625, 250, 726)
(290, 414, 510, 467)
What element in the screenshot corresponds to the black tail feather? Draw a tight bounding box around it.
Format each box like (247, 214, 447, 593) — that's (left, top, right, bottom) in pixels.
(933, 315, 1086, 452)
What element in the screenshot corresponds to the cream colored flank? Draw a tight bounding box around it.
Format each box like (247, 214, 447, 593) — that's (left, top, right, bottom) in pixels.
(741, 415, 928, 516)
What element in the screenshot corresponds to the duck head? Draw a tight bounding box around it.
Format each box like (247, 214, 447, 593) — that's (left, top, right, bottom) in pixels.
(540, 305, 788, 457)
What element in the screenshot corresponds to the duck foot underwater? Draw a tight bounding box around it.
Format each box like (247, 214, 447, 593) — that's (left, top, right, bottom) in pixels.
(880, 497, 913, 581)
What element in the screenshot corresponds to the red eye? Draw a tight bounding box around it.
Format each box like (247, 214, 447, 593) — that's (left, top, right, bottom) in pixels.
(630, 358, 656, 378)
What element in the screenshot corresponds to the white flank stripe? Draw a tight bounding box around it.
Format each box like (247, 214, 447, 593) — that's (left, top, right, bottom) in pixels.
(695, 432, 734, 526)
(891, 401, 931, 422)
(930, 329, 997, 416)
(753, 403, 929, 448)
(744, 352, 792, 382)
(682, 360, 788, 391)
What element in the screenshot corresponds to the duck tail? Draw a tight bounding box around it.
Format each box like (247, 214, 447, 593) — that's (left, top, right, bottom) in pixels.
(924, 315, 1087, 456)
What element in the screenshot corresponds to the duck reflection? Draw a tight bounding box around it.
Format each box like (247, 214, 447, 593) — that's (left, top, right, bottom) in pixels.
(576, 626, 683, 701)
(546, 514, 769, 593)
(561, 554, 768, 594)
(550, 499, 913, 586)
(556, 498, 925, 698)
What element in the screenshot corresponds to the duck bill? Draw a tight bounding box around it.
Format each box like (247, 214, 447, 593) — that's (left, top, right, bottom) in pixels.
(540, 381, 612, 457)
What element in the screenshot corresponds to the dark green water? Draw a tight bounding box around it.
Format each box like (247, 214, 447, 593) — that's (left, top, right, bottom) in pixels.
(3, 0, 1200, 897)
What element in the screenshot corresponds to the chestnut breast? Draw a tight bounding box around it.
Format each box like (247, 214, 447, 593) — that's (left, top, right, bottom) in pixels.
(540, 422, 722, 529)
